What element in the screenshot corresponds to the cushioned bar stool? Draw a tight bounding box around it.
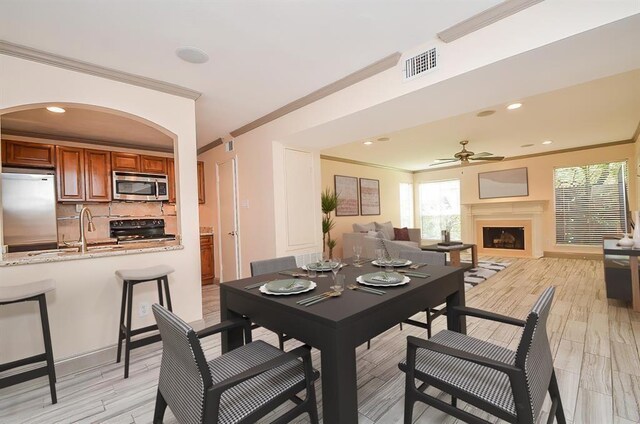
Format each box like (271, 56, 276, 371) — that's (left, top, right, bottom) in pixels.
(0, 279, 57, 404)
(115, 265, 174, 378)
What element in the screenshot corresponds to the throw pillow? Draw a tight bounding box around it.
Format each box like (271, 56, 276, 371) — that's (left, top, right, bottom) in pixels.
(394, 227, 411, 241)
(353, 222, 375, 233)
(375, 221, 395, 240)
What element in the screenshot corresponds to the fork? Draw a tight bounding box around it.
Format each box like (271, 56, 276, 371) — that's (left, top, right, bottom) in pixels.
(347, 284, 385, 295)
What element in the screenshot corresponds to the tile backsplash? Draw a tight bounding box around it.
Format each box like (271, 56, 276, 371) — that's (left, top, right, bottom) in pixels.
(56, 202, 178, 244)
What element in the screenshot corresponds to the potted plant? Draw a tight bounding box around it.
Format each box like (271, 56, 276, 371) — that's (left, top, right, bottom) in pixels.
(321, 188, 339, 258)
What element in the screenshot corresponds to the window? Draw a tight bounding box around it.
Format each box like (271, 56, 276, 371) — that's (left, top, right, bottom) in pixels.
(555, 161, 628, 245)
(419, 180, 461, 240)
(399, 182, 414, 228)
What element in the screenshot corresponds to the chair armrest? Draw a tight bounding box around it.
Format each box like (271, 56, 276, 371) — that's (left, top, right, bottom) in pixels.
(406, 336, 520, 376)
(450, 306, 526, 327)
(197, 317, 252, 343)
(208, 345, 312, 395)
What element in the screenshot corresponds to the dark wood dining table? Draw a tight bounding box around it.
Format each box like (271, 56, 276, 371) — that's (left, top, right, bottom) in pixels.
(219, 259, 466, 423)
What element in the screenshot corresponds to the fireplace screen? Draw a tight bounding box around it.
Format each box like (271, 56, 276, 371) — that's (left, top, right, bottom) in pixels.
(482, 227, 525, 250)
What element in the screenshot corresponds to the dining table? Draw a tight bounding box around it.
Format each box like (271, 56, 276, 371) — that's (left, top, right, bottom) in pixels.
(219, 258, 467, 423)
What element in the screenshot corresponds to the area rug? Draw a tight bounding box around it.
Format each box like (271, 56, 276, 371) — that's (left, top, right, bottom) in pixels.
(464, 261, 510, 286)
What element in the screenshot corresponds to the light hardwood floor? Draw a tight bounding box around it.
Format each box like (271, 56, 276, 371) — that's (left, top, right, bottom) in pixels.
(1, 257, 640, 423)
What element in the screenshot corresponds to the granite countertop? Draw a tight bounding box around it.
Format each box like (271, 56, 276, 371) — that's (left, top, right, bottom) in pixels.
(0, 241, 184, 267)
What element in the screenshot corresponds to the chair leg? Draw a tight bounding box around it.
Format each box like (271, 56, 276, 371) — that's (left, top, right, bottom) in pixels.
(548, 370, 566, 424)
(367, 340, 371, 350)
(153, 389, 167, 423)
(156, 279, 164, 307)
(124, 281, 134, 379)
(404, 389, 415, 424)
(400, 322, 403, 331)
(162, 276, 173, 311)
(307, 384, 320, 424)
(38, 294, 57, 404)
(116, 281, 127, 363)
(426, 310, 432, 339)
(278, 333, 285, 350)
(451, 396, 457, 408)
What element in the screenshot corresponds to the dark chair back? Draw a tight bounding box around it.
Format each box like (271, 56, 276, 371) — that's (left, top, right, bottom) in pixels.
(153, 304, 211, 424)
(250, 256, 297, 277)
(514, 286, 555, 421)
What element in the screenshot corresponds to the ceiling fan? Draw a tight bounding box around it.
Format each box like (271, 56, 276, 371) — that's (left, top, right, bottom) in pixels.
(431, 140, 505, 166)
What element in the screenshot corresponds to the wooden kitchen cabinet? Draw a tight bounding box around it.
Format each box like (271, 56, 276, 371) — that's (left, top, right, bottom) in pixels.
(141, 155, 167, 174)
(197, 161, 206, 204)
(167, 158, 176, 203)
(56, 146, 85, 201)
(2, 139, 56, 168)
(200, 234, 215, 285)
(84, 149, 112, 202)
(111, 152, 140, 172)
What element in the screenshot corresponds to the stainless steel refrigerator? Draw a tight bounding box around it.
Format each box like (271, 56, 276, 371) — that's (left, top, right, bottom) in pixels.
(2, 168, 58, 252)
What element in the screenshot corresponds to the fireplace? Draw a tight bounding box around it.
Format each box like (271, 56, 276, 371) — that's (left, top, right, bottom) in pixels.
(482, 226, 525, 250)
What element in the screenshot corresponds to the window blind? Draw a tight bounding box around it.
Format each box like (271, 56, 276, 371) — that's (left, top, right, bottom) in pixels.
(554, 161, 628, 245)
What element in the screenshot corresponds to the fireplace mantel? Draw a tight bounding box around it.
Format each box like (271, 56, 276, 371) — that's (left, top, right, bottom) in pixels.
(463, 200, 548, 216)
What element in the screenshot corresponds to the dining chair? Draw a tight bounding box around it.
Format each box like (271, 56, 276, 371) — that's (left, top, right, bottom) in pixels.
(399, 249, 448, 338)
(152, 304, 320, 424)
(399, 286, 565, 424)
(250, 256, 298, 349)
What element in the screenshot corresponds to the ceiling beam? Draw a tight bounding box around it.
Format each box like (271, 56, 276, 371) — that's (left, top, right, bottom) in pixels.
(437, 0, 545, 43)
(197, 137, 224, 155)
(0, 40, 202, 100)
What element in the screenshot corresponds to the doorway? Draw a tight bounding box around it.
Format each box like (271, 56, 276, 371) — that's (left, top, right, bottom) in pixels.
(216, 157, 240, 282)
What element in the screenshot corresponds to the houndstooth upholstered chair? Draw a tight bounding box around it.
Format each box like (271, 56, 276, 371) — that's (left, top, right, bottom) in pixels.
(152, 304, 319, 424)
(399, 286, 565, 424)
(250, 256, 298, 350)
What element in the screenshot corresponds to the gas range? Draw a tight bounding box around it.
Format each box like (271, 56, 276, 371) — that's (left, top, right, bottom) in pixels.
(109, 219, 176, 244)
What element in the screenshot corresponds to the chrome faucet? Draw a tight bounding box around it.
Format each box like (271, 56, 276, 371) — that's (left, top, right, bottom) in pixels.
(79, 207, 96, 253)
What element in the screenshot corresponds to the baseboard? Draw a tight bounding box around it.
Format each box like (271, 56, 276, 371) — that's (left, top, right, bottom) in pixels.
(543, 251, 603, 261)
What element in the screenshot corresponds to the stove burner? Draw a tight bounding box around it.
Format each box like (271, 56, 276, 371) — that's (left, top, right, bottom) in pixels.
(109, 219, 175, 244)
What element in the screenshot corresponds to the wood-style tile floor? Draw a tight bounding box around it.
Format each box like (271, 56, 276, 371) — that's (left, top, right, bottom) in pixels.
(1, 257, 639, 423)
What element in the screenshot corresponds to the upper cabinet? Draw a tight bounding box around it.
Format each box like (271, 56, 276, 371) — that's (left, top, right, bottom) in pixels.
(198, 161, 206, 204)
(167, 158, 177, 204)
(2, 140, 56, 168)
(111, 152, 141, 172)
(56, 146, 85, 201)
(84, 149, 112, 202)
(141, 155, 167, 174)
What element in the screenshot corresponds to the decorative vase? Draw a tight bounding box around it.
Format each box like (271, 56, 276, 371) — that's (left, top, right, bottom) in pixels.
(619, 233, 635, 248)
(633, 211, 640, 248)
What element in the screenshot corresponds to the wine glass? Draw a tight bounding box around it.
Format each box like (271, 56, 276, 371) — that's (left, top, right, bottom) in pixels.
(375, 248, 385, 266)
(353, 245, 363, 267)
(331, 274, 345, 294)
(331, 257, 341, 283)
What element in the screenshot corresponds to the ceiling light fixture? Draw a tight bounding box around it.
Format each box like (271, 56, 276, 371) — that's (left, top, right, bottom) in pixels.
(176, 46, 209, 64)
(521, 143, 534, 148)
(542, 140, 553, 145)
(377, 137, 390, 142)
(46, 106, 66, 113)
(363, 141, 374, 145)
(506, 103, 522, 110)
(476, 110, 495, 117)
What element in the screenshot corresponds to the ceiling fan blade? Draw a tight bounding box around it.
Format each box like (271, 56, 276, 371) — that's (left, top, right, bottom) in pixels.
(430, 160, 458, 166)
(470, 156, 505, 161)
(470, 152, 492, 158)
(435, 158, 457, 161)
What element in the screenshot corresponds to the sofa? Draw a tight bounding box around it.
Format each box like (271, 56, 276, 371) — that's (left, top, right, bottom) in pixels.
(342, 221, 421, 259)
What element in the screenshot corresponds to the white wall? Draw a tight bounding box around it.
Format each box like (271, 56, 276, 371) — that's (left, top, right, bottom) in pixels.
(0, 55, 202, 364)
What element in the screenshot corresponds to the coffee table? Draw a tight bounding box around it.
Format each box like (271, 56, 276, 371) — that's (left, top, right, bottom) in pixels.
(421, 243, 478, 268)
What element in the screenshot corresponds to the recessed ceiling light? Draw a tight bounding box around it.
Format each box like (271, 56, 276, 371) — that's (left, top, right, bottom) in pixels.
(521, 143, 534, 148)
(377, 137, 390, 142)
(176, 46, 209, 64)
(506, 103, 522, 110)
(476, 110, 495, 117)
(363, 141, 374, 145)
(46, 106, 65, 113)
(542, 140, 553, 145)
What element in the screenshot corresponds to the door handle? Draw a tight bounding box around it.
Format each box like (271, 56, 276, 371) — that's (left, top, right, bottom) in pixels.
(228, 231, 237, 236)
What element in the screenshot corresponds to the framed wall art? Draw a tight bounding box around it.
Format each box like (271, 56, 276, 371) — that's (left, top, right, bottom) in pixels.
(334, 175, 359, 216)
(359, 178, 380, 215)
(478, 167, 529, 199)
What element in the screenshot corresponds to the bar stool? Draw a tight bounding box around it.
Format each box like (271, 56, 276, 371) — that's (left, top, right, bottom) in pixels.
(115, 265, 174, 378)
(0, 279, 57, 404)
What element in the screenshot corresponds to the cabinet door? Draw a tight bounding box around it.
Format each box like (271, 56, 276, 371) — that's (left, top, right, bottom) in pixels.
(141, 155, 167, 174)
(111, 152, 140, 172)
(167, 158, 176, 203)
(3, 140, 55, 168)
(197, 161, 206, 204)
(200, 235, 215, 284)
(56, 146, 85, 201)
(84, 149, 112, 202)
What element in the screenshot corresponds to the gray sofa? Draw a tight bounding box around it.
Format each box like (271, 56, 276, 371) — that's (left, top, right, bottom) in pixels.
(342, 221, 421, 259)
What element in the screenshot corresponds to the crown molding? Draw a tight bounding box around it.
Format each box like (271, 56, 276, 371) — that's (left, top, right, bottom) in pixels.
(320, 155, 413, 174)
(197, 138, 224, 155)
(633, 119, 640, 143)
(437, 0, 544, 43)
(0, 40, 201, 100)
(229, 52, 402, 138)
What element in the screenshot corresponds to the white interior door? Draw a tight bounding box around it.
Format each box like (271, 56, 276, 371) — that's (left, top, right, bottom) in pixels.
(216, 158, 240, 282)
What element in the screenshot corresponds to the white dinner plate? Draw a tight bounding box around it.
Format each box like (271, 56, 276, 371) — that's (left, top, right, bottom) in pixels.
(356, 275, 410, 287)
(371, 259, 412, 267)
(259, 281, 317, 295)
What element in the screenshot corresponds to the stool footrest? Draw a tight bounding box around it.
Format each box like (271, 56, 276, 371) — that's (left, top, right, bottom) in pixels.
(120, 324, 158, 337)
(0, 353, 47, 373)
(130, 333, 162, 350)
(0, 365, 48, 389)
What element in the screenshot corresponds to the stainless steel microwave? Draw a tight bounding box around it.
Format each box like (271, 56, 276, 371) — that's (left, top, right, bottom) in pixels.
(112, 171, 169, 201)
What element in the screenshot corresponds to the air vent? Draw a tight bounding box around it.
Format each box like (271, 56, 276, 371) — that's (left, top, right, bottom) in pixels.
(225, 140, 234, 152)
(404, 47, 438, 80)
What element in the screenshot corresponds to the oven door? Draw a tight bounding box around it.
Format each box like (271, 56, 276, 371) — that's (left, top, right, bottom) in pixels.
(113, 172, 169, 201)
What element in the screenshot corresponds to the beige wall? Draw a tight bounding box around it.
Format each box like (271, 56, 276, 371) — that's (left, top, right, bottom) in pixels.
(414, 142, 637, 255)
(320, 158, 414, 257)
(0, 55, 202, 364)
